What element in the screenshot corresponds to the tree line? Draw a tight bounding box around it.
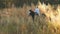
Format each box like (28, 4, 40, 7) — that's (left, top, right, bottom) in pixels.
(0, 0, 60, 8)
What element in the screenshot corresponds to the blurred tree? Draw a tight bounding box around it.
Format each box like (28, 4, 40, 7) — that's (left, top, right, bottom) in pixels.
(0, 0, 6, 8)
(0, 0, 60, 8)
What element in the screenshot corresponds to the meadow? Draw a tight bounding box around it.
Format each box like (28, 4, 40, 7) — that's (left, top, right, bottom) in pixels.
(0, 3, 60, 34)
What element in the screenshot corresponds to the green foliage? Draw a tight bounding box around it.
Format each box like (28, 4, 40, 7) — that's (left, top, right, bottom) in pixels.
(0, 0, 60, 8)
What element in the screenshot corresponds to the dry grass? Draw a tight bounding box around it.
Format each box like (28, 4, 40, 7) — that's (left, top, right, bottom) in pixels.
(0, 4, 60, 34)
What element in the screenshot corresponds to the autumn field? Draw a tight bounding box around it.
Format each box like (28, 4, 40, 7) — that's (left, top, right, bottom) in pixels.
(0, 3, 60, 34)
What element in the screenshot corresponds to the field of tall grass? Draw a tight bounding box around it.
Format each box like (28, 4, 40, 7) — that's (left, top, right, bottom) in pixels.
(0, 3, 60, 34)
